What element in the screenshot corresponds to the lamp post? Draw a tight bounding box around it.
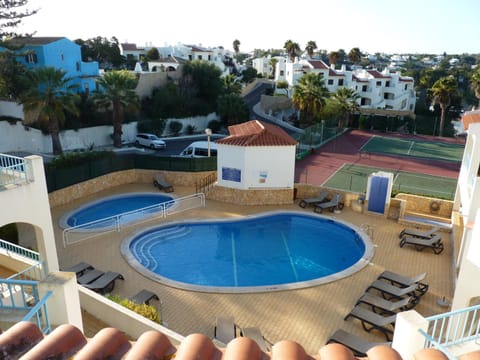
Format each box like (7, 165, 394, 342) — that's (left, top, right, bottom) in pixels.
(205, 128, 212, 157)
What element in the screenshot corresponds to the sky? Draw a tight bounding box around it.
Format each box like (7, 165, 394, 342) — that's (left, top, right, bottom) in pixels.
(15, 0, 480, 55)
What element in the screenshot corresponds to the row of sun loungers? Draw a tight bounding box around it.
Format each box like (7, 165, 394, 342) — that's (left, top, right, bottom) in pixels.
(298, 192, 345, 213)
(213, 316, 272, 352)
(63, 262, 124, 294)
(341, 270, 429, 341)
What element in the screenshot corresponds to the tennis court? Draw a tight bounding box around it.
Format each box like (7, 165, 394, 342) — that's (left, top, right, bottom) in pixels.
(323, 164, 458, 199)
(360, 135, 465, 162)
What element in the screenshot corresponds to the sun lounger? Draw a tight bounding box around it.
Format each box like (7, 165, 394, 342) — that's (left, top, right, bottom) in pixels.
(314, 194, 344, 214)
(377, 271, 429, 295)
(241, 327, 271, 352)
(83, 271, 124, 294)
(398, 226, 440, 239)
(129, 289, 159, 305)
(399, 234, 444, 254)
(63, 262, 94, 277)
(214, 316, 238, 345)
(366, 280, 422, 300)
(344, 305, 396, 341)
(298, 191, 329, 208)
(153, 174, 174, 193)
(326, 329, 392, 357)
(355, 293, 418, 314)
(76, 269, 104, 285)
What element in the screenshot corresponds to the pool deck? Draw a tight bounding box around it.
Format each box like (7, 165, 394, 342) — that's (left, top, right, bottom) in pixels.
(51, 183, 457, 354)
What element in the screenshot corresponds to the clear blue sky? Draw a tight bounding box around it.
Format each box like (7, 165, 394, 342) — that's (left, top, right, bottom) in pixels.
(18, 0, 479, 55)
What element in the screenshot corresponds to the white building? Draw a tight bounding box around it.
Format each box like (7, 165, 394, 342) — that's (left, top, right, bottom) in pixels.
(252, 55, 283, 78)
(274, 58, 416, 114)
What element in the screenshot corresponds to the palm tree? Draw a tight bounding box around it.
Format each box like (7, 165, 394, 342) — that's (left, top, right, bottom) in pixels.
(305, 41, 317, 58)
(328, 51, 341, 67)
(95, 70, 139, 147)
(348, 47, 362, 64)
(284, 40, 300, 62)
(430, 76, 457, 137)
(470, 66, 480, 107)
(332, 87, 360, 129)
(292, 73, 329, 127)
(269, 57, 278, 78)
(222, 74, 241, 95)
(20, 67, 79, 155)
(233, 39, 240, 56)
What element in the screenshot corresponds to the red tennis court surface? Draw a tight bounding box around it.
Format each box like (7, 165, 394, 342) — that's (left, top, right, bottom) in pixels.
(294, 130, 464, 186)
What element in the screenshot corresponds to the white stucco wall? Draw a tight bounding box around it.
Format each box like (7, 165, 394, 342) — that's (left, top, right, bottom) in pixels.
(217, 145, 296, 190)
(0, 101, 23, 119)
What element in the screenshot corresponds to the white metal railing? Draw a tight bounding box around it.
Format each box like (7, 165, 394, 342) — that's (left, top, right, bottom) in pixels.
(63, 193, 206, 247)
(0, 153, 29, 188)
(8, 261, 46, 281)
(419, 303, 480, 359)
(0, 238, 40, 262)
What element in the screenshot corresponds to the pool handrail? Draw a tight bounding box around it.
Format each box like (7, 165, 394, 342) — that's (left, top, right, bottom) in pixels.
(63, 193, 205, 247)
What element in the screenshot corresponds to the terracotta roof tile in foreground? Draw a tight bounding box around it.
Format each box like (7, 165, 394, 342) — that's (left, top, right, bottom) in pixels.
(0, 321, 456, 359)
(216, 120, 298, 147)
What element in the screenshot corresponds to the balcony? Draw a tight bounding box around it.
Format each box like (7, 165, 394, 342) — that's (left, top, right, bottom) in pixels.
(0, 153, 30, 190)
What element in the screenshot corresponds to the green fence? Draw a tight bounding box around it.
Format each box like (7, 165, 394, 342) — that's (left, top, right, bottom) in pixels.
(45, 153, 217, 192)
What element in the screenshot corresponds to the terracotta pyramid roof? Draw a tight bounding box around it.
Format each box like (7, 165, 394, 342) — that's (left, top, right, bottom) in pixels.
(0, 321, 453, 359)
(216, 120, 297, 147)
(461, 110, 480, 130)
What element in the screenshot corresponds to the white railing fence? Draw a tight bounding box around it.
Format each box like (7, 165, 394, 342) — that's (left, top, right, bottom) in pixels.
(0, 153, 29, 188)
(63, 193, 205, 247)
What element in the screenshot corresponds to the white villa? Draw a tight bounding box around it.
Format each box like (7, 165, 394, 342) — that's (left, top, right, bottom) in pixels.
(274, 58, 416, 115)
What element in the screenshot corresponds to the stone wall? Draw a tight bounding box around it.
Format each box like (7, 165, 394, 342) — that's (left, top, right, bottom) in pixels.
(49, 169, 215, 208)
(294, 183, 361, 207)
(207, 185, 293, 205)
(396, 193, 453, 220)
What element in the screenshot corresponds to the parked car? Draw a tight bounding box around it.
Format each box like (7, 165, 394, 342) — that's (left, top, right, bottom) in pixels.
(179, 141, 217, 157)
(135, 133, 166, 149)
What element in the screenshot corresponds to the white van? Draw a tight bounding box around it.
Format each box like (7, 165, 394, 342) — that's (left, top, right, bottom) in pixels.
(179, 141, 218, 157)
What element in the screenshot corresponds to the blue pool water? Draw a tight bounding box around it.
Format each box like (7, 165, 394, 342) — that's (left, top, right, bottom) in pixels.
(122, 212, 373, 292)
(62, 193, 173, 228)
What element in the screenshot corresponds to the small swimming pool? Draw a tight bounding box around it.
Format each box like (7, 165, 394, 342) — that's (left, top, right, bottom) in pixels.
(121, 211, 373, 293)
(60, 192, 174, 229)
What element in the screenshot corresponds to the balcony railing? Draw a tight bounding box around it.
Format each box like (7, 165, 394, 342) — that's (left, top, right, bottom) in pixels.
(0, 153, 29, 188)
(419, 303, 480, 359)
(0, 238, 40, 262)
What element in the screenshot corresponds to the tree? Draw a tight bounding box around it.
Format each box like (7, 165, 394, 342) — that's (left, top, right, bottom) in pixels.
(0, 0, 38, 40)
(145, 47, 160, 61)
(269, 57, 278, 78)
(217, 93, 249, 126)
(284, 40, 300, 62)
(76, 36, 124, 69)
(222, 74, 241, 95)
(331, 87, 360, 128)
(94, 70, 140, 147)
(348, 47, 362, 64)
(233, 39, 240, 55)
(328, 51, 341, 67)
(305, 41, 317, 58)
(470, 66, 480, 107)
(0, 51, 29, 98)
(20, 67, 80, 155)
(430, 76, 458, 137)
(292, 73, 329, 127)
(241, 67, 257, 84)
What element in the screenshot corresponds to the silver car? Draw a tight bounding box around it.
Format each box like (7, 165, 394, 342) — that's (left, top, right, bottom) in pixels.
(135, 133, 166, 149)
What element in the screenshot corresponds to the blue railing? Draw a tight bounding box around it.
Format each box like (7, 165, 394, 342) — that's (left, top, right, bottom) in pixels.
(0, 153, 29, 187)
(0, 278, 39, 309)
(419, 304, 480, 359)
(23, 291, 53, 334)
(0, 238, 40, 261)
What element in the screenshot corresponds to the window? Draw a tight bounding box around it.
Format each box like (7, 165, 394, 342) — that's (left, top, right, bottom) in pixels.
(76, 62, 81, 71)
(386, 81, 390, 87)
(188, 55, 192, 60)
(404, 84, 408, 90)
(208, 55, 211, 61)
(338, 79, 344, 86)
(198, 55, 203, 60)
(280, 70, 284, 76)
(61, 53, 64, 62)
(25, 53, 37, 64)
(327, 79, 334, 85)
(362, 85, 368, 92)
(376, 81, 382, 87)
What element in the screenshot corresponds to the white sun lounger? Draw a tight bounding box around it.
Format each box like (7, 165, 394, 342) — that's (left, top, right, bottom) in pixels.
(398, 226, 440, 239)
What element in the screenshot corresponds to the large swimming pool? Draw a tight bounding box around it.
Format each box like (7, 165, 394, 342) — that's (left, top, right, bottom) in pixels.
(121, 211, 374, 293)
(60, 192, 174, 229)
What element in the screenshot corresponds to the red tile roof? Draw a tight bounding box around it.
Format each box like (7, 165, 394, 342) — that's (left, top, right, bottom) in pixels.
(0, 321, 454, 359)
(121, 43, 140, 51)
(216, 120, 298, 147)
(307, 60, 329, 70)
(329, 68, 345, 77)
(367, 70, 391, 79)
(7, 36, 65, 45)
(461, 110, 480, 130)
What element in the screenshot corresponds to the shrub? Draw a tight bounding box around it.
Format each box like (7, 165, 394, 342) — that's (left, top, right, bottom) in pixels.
(137, 118, 166, 137)
(45, 151, 112, 170)
(107, 295, 161, 323)
(207, 119, 222, 133)
(168, 121, 183, 136)
(185, 124, 196, 135)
